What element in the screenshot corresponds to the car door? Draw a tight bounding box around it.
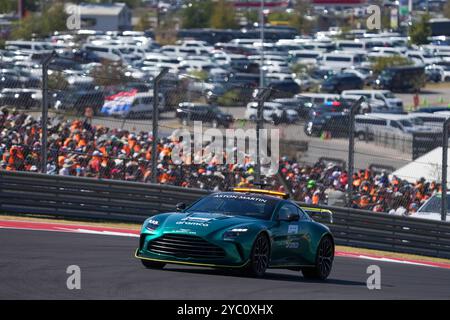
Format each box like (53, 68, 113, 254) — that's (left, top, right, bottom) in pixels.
(269, 202, 308, 266)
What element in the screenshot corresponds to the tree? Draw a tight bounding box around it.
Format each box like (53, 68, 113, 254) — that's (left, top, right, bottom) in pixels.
(372, 56, 412, 74)
(210, 0, 238, 29)
(445, 0, 450, 19)
(11, 3, 67, 40)
(48, 71, 69, 91)
(135, 11, 153, 31)
(90, 61, 130, 87)
(409, 13, 432, 45)
(289, 0, 314, 34)
(181, 0, 213, 29)
(0, 0, 15, 13)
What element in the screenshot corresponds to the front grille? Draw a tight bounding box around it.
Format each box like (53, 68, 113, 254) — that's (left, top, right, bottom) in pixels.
(147, 234, 226, 259)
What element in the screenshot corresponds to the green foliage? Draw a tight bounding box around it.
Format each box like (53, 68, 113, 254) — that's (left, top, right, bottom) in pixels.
(154, 12, 178, 45)
(409, 13, 432, 45)
(288, 0, 314, 34)
(48, 71, 69, 91)
(182, 0, 213, 29)
(444, 0, 450, 19)
(0, 0, 15, 13)
(244, 10, 259, 25)
(89, 61, 131, 87)
(188, 70, 208, 81)
(291, 63, 309, 75)
(135, 11, 153, 31)
(11, 4, 67, 40)
(371, 56, 413, 74)
(217, 89, 240, 106)
(267, 12, 291, 22)
(210, 0, 238, 29)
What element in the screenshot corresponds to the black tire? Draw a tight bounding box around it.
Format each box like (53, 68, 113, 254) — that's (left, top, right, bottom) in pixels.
(141, 259, 166, 269)
(302, 235, 334, 280)
(242, 233, 270, 277)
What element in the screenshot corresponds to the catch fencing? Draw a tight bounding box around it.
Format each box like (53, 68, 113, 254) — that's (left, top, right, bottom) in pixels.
(1, 170, 450, 259)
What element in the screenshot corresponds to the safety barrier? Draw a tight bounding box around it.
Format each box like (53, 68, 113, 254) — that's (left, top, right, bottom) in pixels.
(1, 170, 450, 259)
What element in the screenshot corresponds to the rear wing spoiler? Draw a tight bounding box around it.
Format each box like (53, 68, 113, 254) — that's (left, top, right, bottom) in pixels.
(300, 207, 334, 224)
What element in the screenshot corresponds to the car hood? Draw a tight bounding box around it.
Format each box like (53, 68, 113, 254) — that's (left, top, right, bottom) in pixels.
(153, 212, 262, 237)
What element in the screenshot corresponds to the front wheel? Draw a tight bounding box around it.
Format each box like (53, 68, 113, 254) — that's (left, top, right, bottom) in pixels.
(302, 235, 334, 280)
(141, 259, 166, 269)
(242, 233, 270, 277)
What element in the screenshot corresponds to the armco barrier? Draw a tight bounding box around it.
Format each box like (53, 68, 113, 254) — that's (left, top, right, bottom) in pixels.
(1, 170, 450, 259)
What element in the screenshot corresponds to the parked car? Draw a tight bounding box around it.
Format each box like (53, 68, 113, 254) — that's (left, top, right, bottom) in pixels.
(101, 92, 165, 118)
(414, 193, 450, 221)
(54, 90, 106, 115)
(0, 88, 41, 109)
(176, 103, 233, 128)
(272, 98, 311, 118)
(245, 101, 299, 124)
(354, 113, 437, 140)
(304, 111, 350, 137)
(320, 73, 364, 93)
(341, 90, 404, 113)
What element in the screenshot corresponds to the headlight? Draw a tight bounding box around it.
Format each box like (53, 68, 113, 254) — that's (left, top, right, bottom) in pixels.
(145, 219, 159, 231)
(223, 228, 248, 240)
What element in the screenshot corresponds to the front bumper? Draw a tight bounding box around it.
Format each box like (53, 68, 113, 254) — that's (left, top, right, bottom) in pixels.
(136, 232, 250, 268)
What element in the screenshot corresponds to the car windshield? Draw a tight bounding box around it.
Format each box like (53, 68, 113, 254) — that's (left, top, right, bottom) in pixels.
(384, 92, 396, 98)
(399, 120, 413, 127)
(185, 193, 278, 220)
(418, 195, 450, 213)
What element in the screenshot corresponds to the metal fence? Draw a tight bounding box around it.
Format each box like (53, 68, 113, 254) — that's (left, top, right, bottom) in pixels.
(0, 51, 449, 218)
(1, 170, 450, 259)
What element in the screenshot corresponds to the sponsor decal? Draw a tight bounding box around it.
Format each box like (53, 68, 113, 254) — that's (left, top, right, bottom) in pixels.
(288, 225, 298, 234)
(213, 194, 267, 203)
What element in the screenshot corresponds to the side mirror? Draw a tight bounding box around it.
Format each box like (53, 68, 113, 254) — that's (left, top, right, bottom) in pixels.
(176, 202, 186, 212)
(278, 211, 299, 222)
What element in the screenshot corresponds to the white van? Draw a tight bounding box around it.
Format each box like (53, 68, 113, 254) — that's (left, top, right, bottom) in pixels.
(5, 41, 53, 53)
(341, 90, 404, 113)
(81, 44, 123, 61)
(288, 50, 322, 65)
(354, 113, 435, 140)
(335, 39, 383, 51)
(295, 93, 341, 106)
(405, 50, 441, 65)
(101, 92, 165, 118)
(408, 112, 449, 129)
(142, 53, 180, 69)
(319, 52, 366, 70)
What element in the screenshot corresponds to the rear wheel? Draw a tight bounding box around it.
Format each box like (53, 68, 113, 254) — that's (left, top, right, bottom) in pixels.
(242, 233, 270, 277)
(141, 259, 166, 269)
(302, 235, 334, 280)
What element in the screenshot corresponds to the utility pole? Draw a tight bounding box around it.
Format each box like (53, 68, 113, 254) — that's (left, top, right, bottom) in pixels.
(255, 88, 271, 187)
(441, 118, 450, 221)
(347, 97, 364, 207)
(41, 51, 57, 174)
(151, 68, 169, 183)
(259, 0, 265, 89)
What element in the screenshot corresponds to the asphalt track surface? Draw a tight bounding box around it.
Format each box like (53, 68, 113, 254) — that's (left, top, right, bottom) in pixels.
(1, 228, 450, 299)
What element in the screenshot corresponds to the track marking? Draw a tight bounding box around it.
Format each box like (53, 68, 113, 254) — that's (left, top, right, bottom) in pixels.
(1, 218, 450, 270)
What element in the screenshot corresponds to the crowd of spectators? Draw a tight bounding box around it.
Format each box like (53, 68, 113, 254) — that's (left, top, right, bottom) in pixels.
(0, 108, 441, 215)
